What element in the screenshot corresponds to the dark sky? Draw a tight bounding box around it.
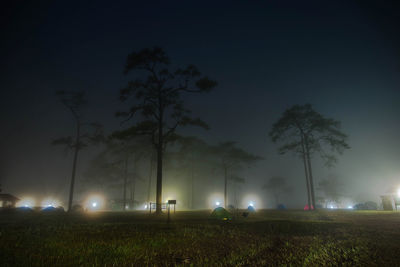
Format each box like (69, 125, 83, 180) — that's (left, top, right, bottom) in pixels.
(1, 0, 399, 208)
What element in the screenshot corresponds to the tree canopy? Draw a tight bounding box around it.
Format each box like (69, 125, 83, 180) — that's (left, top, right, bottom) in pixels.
(117, 47, 217, 213)
(53, 90, 103, 212)
(269, 104, 349, 210)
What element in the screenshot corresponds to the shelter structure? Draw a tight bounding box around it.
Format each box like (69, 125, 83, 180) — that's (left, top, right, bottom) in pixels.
(210, 207, 232, 220)
(304, 204, 314, 210)
(277, 204, 287, 210)
(247, 205, 256, 212)
(0, 194, 20, 208)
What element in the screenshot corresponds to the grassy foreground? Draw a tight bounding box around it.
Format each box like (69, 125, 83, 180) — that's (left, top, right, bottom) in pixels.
(1, 209, 400, 266)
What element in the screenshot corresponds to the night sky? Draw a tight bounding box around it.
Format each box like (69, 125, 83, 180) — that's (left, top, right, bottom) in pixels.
(1, 1, 400, 208)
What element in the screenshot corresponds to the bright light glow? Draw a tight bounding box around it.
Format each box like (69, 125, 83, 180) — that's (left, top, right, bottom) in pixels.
(348, 205, 353, 209)
(85, 194, 105, 211)
(41, 198, 61, 208)
(17, 197, 35, 208)
(163, 194, 177, 205)
(144, 204, 148, 209)
(241, 194, 262, 209)
(329, 205, 334, 209)
(397, 188, 400, 198)
(207, 193, 224, 209)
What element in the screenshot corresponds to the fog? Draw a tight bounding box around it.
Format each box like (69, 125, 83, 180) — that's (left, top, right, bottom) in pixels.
(1, 1, 400, 210)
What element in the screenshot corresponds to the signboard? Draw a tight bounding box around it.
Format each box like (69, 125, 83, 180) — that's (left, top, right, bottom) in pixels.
(168, 200, 176, 204)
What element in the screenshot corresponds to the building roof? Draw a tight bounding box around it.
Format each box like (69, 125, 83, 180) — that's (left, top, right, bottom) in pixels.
(0, 194, 20, 201)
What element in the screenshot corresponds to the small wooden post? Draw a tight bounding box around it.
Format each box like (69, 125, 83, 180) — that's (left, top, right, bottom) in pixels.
(167, 203, 170, 223)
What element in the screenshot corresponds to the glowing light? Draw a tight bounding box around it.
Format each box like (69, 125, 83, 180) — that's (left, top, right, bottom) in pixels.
(329, 205, 334, 209)
(207, 193, 224, 209)
(241, 194, 262, 210)
(41, 198, 61, 208)
(348, 205, 353, 209)
(397, 188, 400, 198)
(144, 204, 148, 209)
(85, 194, 105, 211)
(17, 197, 35, 208)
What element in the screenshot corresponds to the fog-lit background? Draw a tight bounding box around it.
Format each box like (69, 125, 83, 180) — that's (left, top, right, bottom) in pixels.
(1, 1, 399, 209)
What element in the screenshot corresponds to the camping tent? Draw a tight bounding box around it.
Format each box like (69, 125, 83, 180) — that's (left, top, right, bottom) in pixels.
(277, 204, 286, 210)
(210, 207, 232, 220)
(304, 204, 314, 210)
(247, 205, 256, 212)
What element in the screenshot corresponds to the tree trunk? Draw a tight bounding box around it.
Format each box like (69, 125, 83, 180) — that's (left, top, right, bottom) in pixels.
(67, 122, 80, 212)
(306, 153, 316, 209)
(190, 156, 194, 209)
(130, 158, 137, 209)
(156, 141, 163, 214)
(155, 105, 164, 214)
(131, 174, 136, 209)
(156, 145, 162, 214)
(147, 154, 154, 204)
(123, 155, 128, 211)
(234, 182, 237, 208)
(300, 135, 312, 211)
(224, 165, 228, 208)
(305, 138, 316, 210)
(234, 182, 238, 217)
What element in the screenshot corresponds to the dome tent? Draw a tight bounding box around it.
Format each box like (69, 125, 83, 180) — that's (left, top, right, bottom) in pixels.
(210, 207, 232, 220)
(247, 205, 256, 212)
(277, 204, 286, 210)
(304, 204, 314, 210)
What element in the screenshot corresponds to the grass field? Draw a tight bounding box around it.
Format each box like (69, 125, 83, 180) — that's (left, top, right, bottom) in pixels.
(1, 209, 400, 266)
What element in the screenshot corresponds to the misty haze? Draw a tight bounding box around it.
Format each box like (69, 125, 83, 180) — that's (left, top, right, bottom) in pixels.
(1, 1, 400, 266)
